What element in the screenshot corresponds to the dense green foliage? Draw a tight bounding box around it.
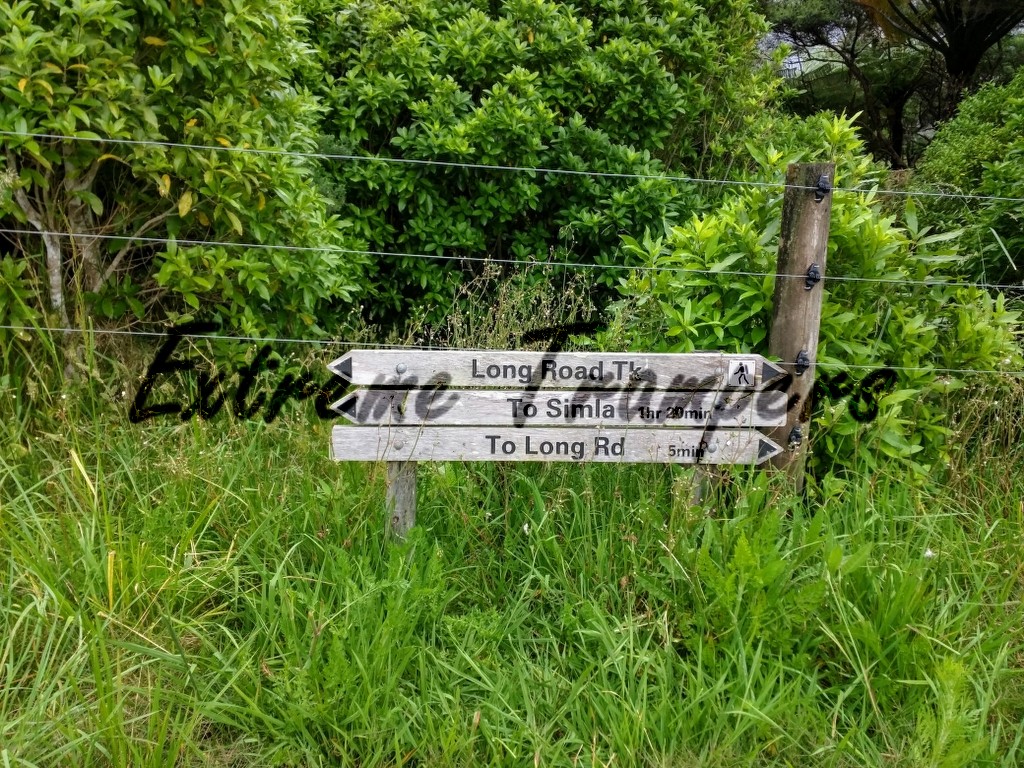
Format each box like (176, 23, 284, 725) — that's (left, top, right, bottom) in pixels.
(0, 0, 366, 337)
(915, 68, 1024, 285)
(601, 113, 1021, 475)
(916, 70, 1024, 190)
(300, 0, 777, 320)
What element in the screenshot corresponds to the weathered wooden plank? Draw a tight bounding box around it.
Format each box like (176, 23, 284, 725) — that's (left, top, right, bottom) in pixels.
(386, 461, 416, 538)
(333, 388, 789, 428)
(327, 351, 785, 391)
(331, 426, 783, 465)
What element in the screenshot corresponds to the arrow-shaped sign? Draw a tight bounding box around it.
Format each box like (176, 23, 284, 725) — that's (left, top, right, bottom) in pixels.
(327, 351, 786, 391)
(331, 426, 783, 465)
(332, 388, 788, 428)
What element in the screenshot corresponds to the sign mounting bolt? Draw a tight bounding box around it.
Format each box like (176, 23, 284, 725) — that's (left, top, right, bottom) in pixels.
(787, 426, 802, 451)
(395, 363, 407, 374)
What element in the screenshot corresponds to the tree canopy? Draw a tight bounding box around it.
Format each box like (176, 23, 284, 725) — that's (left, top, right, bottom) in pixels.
(859, 0, 1024, 95)
(763, 0, 1024, 166)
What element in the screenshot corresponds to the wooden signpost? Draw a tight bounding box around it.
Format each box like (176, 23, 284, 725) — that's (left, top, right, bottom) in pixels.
(327, 163, 835, 534)
(328, 350, 787, 537)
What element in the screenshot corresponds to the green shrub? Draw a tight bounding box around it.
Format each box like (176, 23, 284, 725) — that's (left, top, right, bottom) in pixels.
(601, 113, 1021, 476)
(0, 0, 367, 337)
(915, 68, 1024, 285)
(916, 70, 1024, 193)
(299, 0, 779, 323)
(0, 254, 40, 343)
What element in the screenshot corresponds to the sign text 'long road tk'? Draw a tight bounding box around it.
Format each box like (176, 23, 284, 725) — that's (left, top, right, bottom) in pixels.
(328, 350, 786, 466)
(329, 350, 786, 391)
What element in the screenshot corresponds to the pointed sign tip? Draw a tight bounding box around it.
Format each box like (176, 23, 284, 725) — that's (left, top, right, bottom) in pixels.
(329, 354, 353, 382)
(331, 393, 358, 421)
(760, 360, 786, 385)
(757, 438, 780, 462)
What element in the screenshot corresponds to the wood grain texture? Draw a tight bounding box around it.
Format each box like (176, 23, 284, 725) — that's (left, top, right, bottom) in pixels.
(386, 461, 416, 538)
(333, 389, 789, 428)
(765, 162, 834, 489)
(332, 426, 782, 465)
(327, 351, 786, 391)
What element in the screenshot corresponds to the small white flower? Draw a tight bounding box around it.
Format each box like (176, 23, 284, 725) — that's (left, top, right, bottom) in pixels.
(522, 523, 530, 535)
(924, 548, 936, 559)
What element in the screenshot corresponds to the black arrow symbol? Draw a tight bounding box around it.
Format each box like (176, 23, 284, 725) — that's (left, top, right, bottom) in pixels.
(331, 392, 359, 421)
(760, 360, 786, 387)
(757, 438, 779, 461)
(329, 354, 353, 382)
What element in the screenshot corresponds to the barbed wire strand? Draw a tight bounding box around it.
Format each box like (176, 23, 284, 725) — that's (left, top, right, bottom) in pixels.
(3, 130, 1023, 204)
(2, 226, 1022, 292)
(2, 324, 1021, 378)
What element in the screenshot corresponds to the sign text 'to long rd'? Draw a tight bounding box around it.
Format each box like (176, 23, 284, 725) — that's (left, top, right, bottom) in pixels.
(331, 426, 783, 465)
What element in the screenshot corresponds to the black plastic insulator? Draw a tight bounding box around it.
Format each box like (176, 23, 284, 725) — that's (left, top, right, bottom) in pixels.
(794, 350, 811, 376)
(814, 174, 831, 203)
(805, 263, 822, 290)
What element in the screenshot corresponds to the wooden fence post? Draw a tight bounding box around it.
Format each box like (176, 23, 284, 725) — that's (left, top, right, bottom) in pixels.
(766, 162, 834, 491)
(386, 461, 417, 538)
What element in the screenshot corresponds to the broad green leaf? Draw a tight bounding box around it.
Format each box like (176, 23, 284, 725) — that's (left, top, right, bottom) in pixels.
(78, 190, 104, 216)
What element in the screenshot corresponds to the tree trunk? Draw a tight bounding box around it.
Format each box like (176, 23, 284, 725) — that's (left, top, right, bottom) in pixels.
(43, 230, 70, 328)
(63, 154, 103, 294)
(884, 96, 909, 169)
(65, 196, 102, 294)
(10, 158, 70, 327)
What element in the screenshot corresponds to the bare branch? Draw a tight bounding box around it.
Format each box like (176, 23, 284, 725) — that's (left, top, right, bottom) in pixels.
(885, 5, 945, 51)
(7, 153, 43, 230)
(65, 160, 102, 194)
(95, 208, 175, 292)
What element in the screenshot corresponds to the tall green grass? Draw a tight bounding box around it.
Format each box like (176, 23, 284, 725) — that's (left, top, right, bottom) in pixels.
(1, 365, 1022, 767)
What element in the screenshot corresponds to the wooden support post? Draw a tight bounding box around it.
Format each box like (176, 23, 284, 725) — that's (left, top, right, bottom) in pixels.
(386, 461, 417, 538)
(766, 162, 834, 491)
(689, 466, 715, 506)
